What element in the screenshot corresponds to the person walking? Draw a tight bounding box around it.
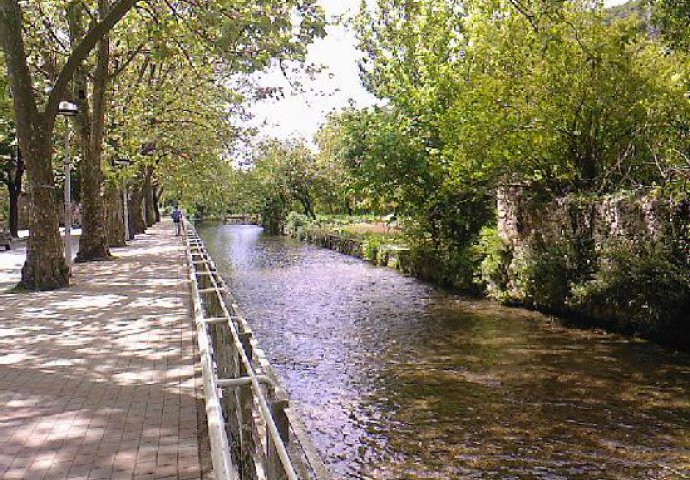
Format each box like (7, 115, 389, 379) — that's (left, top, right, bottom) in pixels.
(171, 206, 183, 236)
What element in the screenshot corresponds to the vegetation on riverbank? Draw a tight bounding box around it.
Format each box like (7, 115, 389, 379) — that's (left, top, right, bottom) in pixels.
(284, 212, 409, 268)
(227, 0, 690, 349)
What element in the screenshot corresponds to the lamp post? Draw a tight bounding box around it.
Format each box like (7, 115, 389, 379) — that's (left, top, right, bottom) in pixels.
(58, 101, 79, 266)
(112, 158, 132, 241)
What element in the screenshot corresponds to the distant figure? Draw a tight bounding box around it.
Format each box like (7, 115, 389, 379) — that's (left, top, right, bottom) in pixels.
(171, 206, 183, 236)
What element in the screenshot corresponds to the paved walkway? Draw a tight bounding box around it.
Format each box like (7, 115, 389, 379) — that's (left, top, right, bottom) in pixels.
(0, 221, 204, 480)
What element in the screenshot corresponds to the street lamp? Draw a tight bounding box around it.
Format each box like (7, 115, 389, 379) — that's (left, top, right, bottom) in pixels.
(111, 157, 132, 241)
(58, 101, 78, 266)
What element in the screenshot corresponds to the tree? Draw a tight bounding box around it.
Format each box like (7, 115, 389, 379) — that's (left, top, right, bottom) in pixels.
(356, 0, 690, 196)
(439, 0, 690, 194)
(347, 0, 689, 287)
(0, 58, 22, 237)
(0, 145, 23, 237)
(0, 0, 138, 290)
(233, 140, 326, 232)
(0, 0, 325, 289)
(314, 113, 357, 214)
(68, 0, 114, 262)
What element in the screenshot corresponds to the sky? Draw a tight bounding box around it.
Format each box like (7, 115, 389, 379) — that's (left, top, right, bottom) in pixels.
(248, 0, 631, 144)
(247, 0, 376, 144)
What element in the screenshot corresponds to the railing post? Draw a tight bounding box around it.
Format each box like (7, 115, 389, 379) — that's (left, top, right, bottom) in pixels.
(237, 351, 256, 479)
(267, 397, 290, 480)
(222, 329, 242, 466)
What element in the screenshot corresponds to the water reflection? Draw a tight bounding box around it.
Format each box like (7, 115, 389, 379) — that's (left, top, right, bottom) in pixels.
(199, 224, 690, 480)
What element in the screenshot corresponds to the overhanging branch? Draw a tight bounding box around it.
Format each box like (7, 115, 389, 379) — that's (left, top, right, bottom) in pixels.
(45, 0, 139, 121)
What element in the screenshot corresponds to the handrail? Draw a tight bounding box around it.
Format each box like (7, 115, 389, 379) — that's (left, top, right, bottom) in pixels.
(183, 220, 332, 480)
(185, 229, 239, 480)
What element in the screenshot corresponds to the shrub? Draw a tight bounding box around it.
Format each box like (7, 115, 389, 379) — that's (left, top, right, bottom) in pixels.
(261, 197, 288, 235)
(407, 237, 476, 291)
(363, 235, 383, 263)
(285, 211, 311, 237)
(473, 226, 512, 299)
(570, 240, 690, 339)
(513, 242, 573, 311)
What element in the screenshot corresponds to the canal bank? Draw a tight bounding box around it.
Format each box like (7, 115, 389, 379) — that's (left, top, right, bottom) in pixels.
(277, 197, 690, 352)
(198, 222, 690, 480)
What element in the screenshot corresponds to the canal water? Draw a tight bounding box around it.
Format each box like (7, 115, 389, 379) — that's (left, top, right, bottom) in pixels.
(198, 223, 690, 480)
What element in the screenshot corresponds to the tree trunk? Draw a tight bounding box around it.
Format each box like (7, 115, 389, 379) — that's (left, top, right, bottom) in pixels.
(153, 185, 161, 223)
(20, 133, 70, 290)
(104, 180, 126, 247)
(143, 166, 155, 227)
(6, 148, 23, 237)
(129, 177, 146, 235)
(71, 1, 112, 263)
(8, 187, 19, 236)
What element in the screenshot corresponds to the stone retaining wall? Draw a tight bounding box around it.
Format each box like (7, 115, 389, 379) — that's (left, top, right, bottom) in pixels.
(292, 228, 412, 271)
(494, 185, 690, 347)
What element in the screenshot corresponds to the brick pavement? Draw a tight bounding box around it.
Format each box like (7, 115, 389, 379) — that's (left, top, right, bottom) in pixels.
(0, 220, 203, 480)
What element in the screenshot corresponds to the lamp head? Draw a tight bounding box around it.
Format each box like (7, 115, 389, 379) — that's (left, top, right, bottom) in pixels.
(58, 101, 79, 117)
(112, 158, 131, 168)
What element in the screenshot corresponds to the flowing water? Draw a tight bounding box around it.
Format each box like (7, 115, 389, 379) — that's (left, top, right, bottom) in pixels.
(198, 223, 690, 480)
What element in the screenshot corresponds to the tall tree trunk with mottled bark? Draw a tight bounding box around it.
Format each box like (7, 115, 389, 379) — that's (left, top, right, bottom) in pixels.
(129, 175, 146, 235)
(104, 180, 125, 247)
(3, 148, 24, 237)
(21, 133, 69, 289)
(70, 1, 112, 263)
(153, 184, 161, 223)
(143, 166, 155, 227)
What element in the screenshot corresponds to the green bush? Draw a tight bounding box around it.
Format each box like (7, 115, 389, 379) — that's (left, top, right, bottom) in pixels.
(363, 235, 383, 262)
(512, 242, 574, 311)
(473, 226, 512, 299)
(407, 238, 476, 291)
(285, 211, 311, 237)
(570, 240, 690, 337)
(260, 196, 289, 235)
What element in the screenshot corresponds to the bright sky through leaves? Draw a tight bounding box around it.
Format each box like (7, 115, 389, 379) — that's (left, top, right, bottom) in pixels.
(249, 0, 632, 143)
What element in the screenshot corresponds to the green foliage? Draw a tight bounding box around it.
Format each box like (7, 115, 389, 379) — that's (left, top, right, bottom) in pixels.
(3, 0, 327, 221)
(474, 226, 512, 299)
(230, 140, 326, 233)
(570, 240, 690, 338)
(356, 0, 690, 198)
(285, 211, 312, 236)
(321, 107, 432, 215)
(261, 195, 289, 235)
(403, 235, 473, 290)
(513, 243, 574, 311)
(321, 106, 495, 288)
(448, 2, 688, 194)
(652, 0, 690, 51)
(362, 235, 382, 262)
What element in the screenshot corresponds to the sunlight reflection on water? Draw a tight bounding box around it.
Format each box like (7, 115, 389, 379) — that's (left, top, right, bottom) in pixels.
(199, 223, 690, 480)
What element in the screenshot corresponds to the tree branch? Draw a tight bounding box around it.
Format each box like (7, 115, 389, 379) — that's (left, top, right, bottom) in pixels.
(0, 0, 39, 134)
(45, 0, 138, 122)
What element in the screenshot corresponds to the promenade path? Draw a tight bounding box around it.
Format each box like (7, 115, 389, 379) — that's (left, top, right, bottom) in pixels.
(0, 220, 206, 480)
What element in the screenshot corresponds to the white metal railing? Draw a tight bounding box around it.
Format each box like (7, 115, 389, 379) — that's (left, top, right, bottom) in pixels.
(184, 221, 332, 480)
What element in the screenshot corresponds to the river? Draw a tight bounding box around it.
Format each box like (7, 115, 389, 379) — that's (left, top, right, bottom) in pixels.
(198, 223, 690, 480)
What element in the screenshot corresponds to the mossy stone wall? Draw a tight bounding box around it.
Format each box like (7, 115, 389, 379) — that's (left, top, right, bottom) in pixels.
(493, 186, 690, 348)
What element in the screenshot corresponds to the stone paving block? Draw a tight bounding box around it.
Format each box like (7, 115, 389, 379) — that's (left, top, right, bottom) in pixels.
(0, 221, 204, 480)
